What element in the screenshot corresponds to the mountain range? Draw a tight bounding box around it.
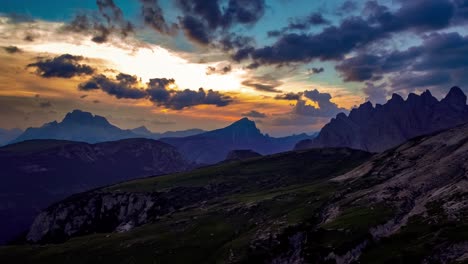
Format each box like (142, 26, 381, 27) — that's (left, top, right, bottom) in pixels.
(0, 138, 191, 245)
(5, 121, 467, 263)
(131, 126, 205, 139)
(0, 128, 22, 146)
(10, 110, 205, 144)
(296, 86, 468, 152)
(8, 111, 314, 164)
(160, 118, 314, 164)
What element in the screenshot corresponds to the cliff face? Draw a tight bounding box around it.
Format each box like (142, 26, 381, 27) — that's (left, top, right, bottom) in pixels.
(27, 187, 215, 243)
(296, 87, 468, 152)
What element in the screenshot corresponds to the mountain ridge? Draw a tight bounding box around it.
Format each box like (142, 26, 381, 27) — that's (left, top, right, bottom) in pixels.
(160, 117, 314, 164)
(295, 86, 468, 152)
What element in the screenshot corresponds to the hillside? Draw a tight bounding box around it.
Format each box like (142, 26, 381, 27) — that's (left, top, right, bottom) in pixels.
(1, 123, 468, 263)
(296, 87, 468, 152)
(0, 138, 191, 245)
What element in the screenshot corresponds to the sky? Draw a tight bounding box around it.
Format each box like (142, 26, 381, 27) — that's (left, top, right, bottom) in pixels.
(1, 0, 467, 136)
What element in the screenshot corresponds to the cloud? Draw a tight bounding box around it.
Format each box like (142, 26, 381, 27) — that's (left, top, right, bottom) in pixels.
(275, 92, 303, 101)
(336, 32, 468, 93)
(308, 67, 324, 75)
(63, 0, 133, 43)
(176, 0, 265, 45)
(206, 64, 232, 75)
(39, 101, 52, 108)
(271, 89, 347, 127)
(3, 46, 22, 54)
(79, 74, 147, 99)
(241, 110, 267, 118)
(139, 0, 177, 35)
(78, 73, 233, 110)
(362, 82, 388, 104)
(27, 54, 95, 78)
(236, 0, 464, 66)
(241, 75, 283, 93)
(293, 89, 347, 117)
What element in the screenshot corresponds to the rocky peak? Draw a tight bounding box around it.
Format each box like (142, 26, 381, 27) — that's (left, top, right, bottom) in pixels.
(132, 126, 153, 136)
(441, 86, 467, 110)
(225, 118, 260, 134)
(62, 110, 110, 126)
(389, 93, 404, 104)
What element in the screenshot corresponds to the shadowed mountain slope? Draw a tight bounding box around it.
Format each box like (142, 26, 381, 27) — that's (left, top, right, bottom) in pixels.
(0, 138, 191, 245)
(2, 123, 468, 263)
(296, 87, 468, 152)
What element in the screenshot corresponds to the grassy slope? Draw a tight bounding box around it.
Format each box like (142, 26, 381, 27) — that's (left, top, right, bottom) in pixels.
(0, 148, 371, 263)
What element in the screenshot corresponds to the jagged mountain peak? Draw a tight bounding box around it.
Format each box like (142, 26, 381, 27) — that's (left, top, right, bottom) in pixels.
(442, 86, 467, 108)
(62, 109, 110, 126)
(222, 118, 260, 134)
(296, 87, 468, 153)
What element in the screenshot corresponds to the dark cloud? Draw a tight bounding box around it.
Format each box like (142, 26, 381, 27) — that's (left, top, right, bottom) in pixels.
(275, 92, 303, 101)
(64, 0, 133, 43)
(39, 101, 52, 108)
(294, 89, 347, 117)
(139, 0, 177, 35)
(206, 64, 232, 75)
(270, 89, 346, 127)
(27, 54, 95, 78)
(176, 0, 265, 45)
(80, 95, 88, 99)
(337, 32, 468, 93)
(308, 67, 324, 75)
(338, 1, 358, 14)
(237, 0, 465, 66)
(79, 74, 147, 99)
(286, 13, 330, 30)
(3, 46, 22, 54)
(241, 110, 267, 118)
(241, 75, 283, 93)
(78, 74, 233, 110)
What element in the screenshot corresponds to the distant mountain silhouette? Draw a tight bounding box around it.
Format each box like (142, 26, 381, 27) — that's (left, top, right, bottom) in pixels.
(11, 110, 138, 144)
(131, 126, 205, 139)
(161, 117, 314, 164)
(10, 110, 205, 145)
(0, 138, 192, 245)
(295, 86, 468, 152)
(0, 128, 22, 146)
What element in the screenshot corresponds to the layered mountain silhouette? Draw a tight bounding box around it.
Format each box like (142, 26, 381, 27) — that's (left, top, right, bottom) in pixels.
(131, 126, 204, 139)
(160, 117, 314, 164)
(11, 110, 138, 144)
(12, 122, 468, 263)
(296, 86, 468, 152)
(0, 138, 191, 245)
(0, 128, 22, 146)
(9, 110, 204, 145)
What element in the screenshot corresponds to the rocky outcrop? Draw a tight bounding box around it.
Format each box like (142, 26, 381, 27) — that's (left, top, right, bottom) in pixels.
(26, 185, 220, 243)
(295, 87, 468, 152)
